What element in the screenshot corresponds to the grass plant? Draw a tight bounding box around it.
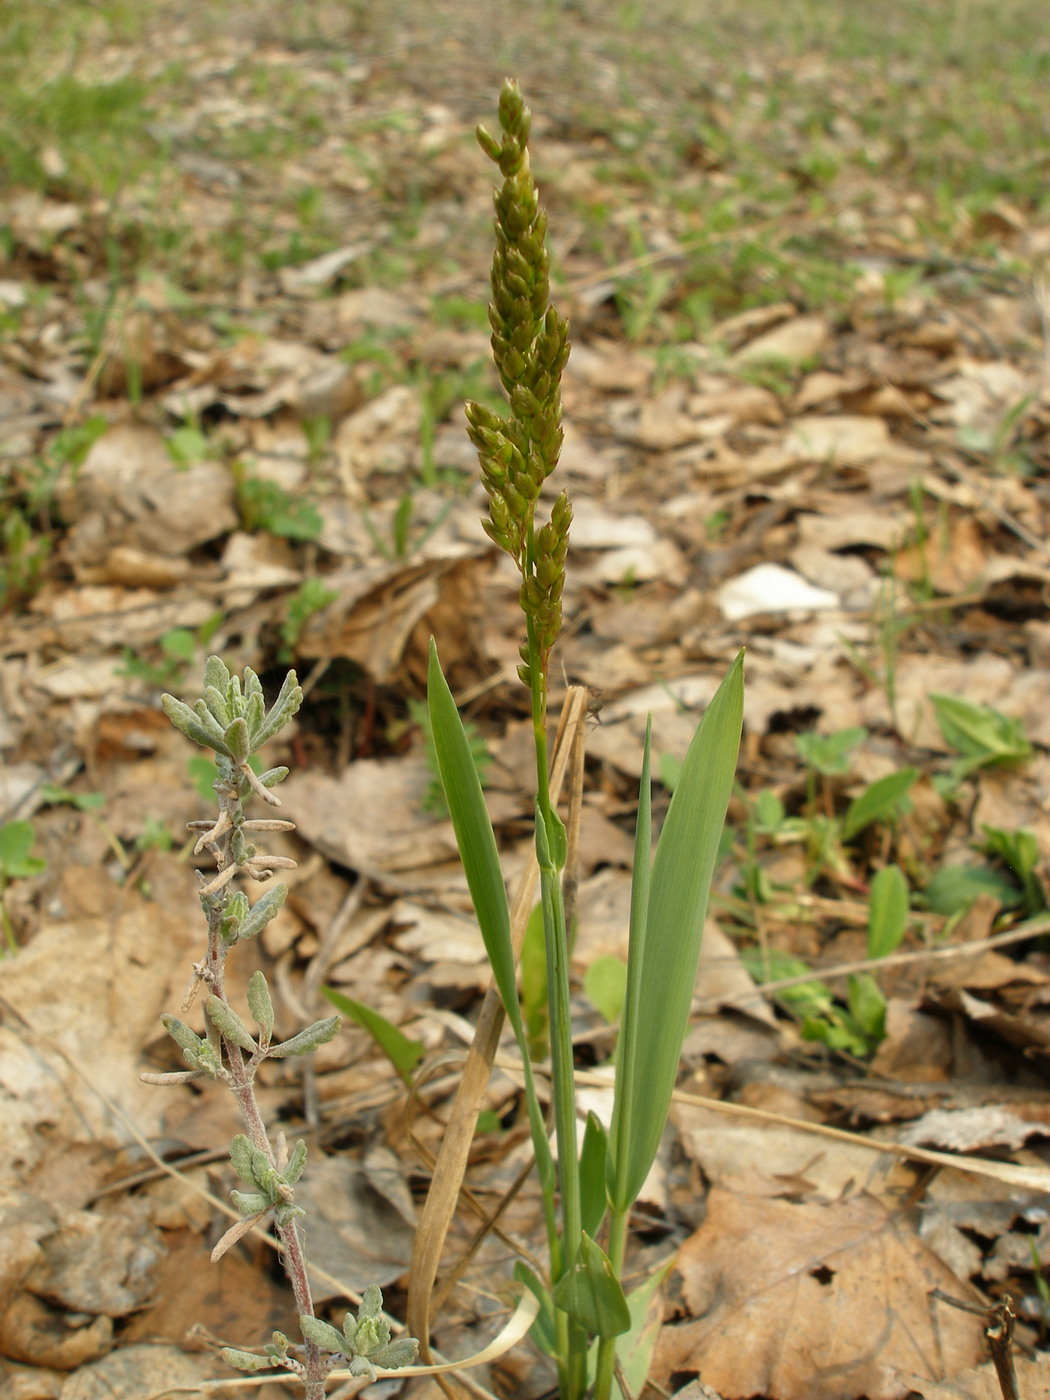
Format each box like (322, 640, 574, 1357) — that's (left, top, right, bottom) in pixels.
(424, 81, 743, 1400)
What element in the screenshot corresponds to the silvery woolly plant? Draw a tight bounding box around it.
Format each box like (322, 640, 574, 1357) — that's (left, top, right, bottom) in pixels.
(154, 659, 417, 1397)
(426, 82, 744, 1400)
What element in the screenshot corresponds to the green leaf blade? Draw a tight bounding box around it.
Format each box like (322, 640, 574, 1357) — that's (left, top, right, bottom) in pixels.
(610, 652, 743, 1212)
(867, 864, 909, 960)
(427, 640, 520, 1039)
(322, 987, 424, 1084)
(843, 768, 918, 841)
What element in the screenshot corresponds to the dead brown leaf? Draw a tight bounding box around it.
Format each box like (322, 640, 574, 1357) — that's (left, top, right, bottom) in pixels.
(656, 1187, 986, 1400)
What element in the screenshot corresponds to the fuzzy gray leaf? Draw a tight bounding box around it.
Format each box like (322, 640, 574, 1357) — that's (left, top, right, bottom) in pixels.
(237, 884, 288, 941)
(221, 1347, 279, 1373)
(299, 1315, 347, 1356)
(229, 1134, 257, 1186)
(224, 716, 251, 763)
(161, 1014, 202, 1054)
(246, 969, 274, 1042)
(161, 694, 231, 755)
(267, 1015, 341, 1059)
(206, 995, 257, 1052)
(230, 1189, 270, 1215)
(202, 684, 231, 728)
(284, 1137, 307, 1185)
(251, 670, 303, 748)
(204, 655, 232, 696)
(371, 1337, 420, 1371)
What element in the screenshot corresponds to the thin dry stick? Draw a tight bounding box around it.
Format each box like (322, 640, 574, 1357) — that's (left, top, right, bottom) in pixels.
(699, 914, 1050, 1013)
(405, 686, 589, 1366)
(559, 1065, 1050, 1195)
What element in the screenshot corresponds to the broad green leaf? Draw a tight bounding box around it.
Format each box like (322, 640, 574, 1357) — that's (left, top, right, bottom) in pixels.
(843, 768, 918, 841)
(427, 641, 521, 1039)
(584, 955, 627, 1026)
(609, 653, 743, 1212)
(929, 693, 1032, 768)
(552, 1232, 630, 1339)
(607, 716, 653, 1211)
(867, 864, 909, 959)
(924, 863, 1023, 916)
(795, 725, 867, 776)
(322, 987, 423, 1084)
(0, 821, 46, 878)
(579, 1112, 609, 1240)
(980, 825, 1047, 914)
(847, 972, 886, 1044)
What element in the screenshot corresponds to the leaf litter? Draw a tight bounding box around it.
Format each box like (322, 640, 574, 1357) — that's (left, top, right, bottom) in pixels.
(3, 1, 1050, 1397)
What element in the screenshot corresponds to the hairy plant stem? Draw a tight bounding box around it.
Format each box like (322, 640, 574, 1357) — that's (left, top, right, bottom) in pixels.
(203, 777, 326, 1399)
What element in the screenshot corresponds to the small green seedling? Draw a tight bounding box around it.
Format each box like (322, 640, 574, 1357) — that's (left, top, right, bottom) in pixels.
(0, 820, 47, 953)
(930, 692, 1033, 790)
(280, 579, 338, 661)
(237, 472, 323, 541)
(745, 861, 911, 1056)
(922, 823, 1047, 919)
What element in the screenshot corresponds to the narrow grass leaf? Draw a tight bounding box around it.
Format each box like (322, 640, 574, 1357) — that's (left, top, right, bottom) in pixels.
(322, 987, 424, 1084)
(579, 1111, 609, 1240)
(513, 1262, 557, 1358)
(427, 640, 522, 1039)
(610, 652, 743, 1211)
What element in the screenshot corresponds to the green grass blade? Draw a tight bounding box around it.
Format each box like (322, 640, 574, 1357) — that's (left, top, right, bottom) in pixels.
(321, 987, 424, 1084)
(610, 652, 743, 1211)
(607, 716, 652, 1210)
(427, 639, 521, 1040)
